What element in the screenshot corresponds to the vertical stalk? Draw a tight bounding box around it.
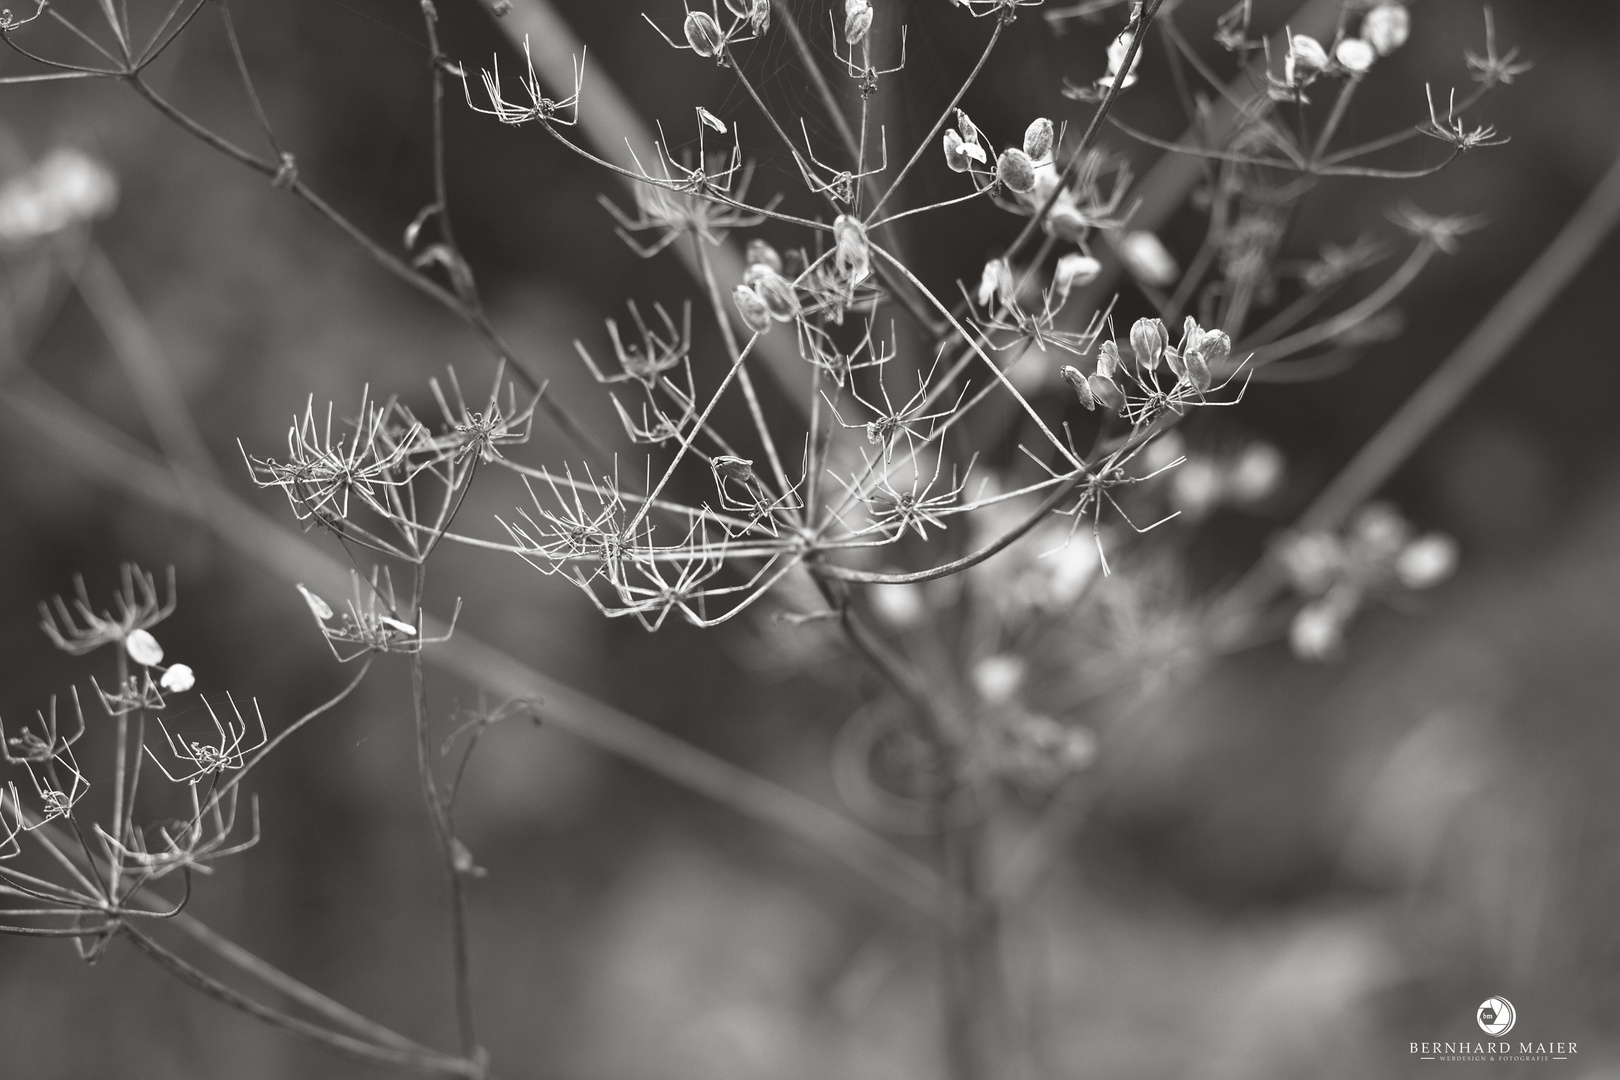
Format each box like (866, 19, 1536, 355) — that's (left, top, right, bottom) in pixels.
(409, 564, 479, 1063)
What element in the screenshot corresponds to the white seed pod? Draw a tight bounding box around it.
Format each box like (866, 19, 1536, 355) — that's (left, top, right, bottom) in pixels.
(1096, 339, 1121, 379)
(1289, 34, 1329, 74)
(1349, 501, 1410, 560)
(746, 265, 801, 321)
(1088, 373, 1124, 412)
(696, 106, 727, 133)
(1023, 117, 1054, 162)
(1044, 201, 1088, 244)
(1335, 37, 1376, 75)
(1059, 365, 1096, 410)
(684, 10, 725, 57)
(1104, 30, 1142, 89)
(845, 0, 873, 45)
(942, 130, 970, 173)
(996, 148, 1037, 194)
(833, 214, 870, 283)
(745, 237, 782, 274)
(1192, 326, 1231, 372)
(125, 629, 163, 667)
(1117, 230, 1178, 286)
(1289, 598, 1346, 661)
(1395, 533, 1459, 589)
(732, 284, 772, 335)
(976, 257, 1014, 309)
(297, 583, 333, 621)
(1361, 4, 1410, 56)
(955, 110, 984, 152)
(160, 664, 195, 693)
(1129, 316, 1168, 371)
(1052, 253, 1100, 300)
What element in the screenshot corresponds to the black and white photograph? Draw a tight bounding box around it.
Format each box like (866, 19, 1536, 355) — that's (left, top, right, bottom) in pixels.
(0, 0, 1615, 1075)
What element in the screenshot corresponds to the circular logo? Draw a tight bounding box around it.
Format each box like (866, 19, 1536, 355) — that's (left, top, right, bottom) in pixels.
(1477, 997, 1516, 1036)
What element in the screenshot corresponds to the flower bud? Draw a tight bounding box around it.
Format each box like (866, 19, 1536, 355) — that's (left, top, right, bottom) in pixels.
(845, 0, 872, 45)
(1023, 118, 1054, 162)
(996, 148, 1036, 194)
(833, 214, 870, 283)
(160, 664, 195, 693)
(1361, 4, 1409, 56)
(1395, 533, 1458, 589)
(125, 629, 163, 667)
(745, 237, 782, 274)
(1059, 365, 1096, 410)
(1279, 532, 1343, 595)
(1052, 253, 1100, 300)
(732, 284, 772, 335)
(1335, 37, 1375, 75)
(1129, 316, 1168, 371)
(684, 10, 725, 57)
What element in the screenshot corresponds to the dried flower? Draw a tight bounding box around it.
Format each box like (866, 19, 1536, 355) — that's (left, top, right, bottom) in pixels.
(1060, 365, 1096, 410)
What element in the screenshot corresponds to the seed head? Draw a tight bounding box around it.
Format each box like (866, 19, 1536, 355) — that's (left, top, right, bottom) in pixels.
(1117, 230, 1178, 287)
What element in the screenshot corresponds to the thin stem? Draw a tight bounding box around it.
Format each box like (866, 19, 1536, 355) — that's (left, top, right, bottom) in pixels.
(408, 564, 480, 1061)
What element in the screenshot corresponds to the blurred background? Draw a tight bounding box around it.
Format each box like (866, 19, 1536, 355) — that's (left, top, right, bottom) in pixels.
(0, 0, 1618, 1075)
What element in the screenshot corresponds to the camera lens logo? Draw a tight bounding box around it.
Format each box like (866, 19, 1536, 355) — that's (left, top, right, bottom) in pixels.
(1477, 997, 1516, 1037)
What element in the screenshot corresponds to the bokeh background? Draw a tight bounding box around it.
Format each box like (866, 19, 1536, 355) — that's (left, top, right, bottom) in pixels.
(1, 0, 1618, 1075)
